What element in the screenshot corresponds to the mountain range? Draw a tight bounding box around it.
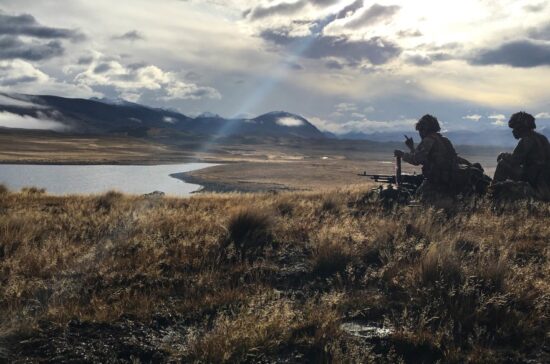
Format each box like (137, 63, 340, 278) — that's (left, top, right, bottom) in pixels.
(0, 93, 325, 139)
(0, 93, 546, 147)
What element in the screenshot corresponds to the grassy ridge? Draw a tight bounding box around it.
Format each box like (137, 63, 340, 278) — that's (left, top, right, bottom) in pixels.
(0, 186, 548, 363)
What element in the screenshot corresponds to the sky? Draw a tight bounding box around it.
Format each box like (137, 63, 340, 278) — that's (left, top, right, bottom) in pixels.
(0, 0, 549, 134)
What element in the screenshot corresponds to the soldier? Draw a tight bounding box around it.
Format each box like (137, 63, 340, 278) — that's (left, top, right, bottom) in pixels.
(394, 114, 460, 201)
(493, 111, 550, 200)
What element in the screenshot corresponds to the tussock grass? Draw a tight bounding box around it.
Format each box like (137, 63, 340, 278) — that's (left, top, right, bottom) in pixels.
(225, 207, 272, 261)
(0, 188, 548, 362)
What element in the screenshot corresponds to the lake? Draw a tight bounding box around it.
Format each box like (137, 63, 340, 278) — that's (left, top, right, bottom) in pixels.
(0, 163, 214, 196)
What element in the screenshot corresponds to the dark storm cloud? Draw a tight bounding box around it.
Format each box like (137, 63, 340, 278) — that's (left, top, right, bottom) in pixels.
(260, 29, 401, 65)
(344, 3, 400, 29)
(529, 23, 550, 41)
(113, 30, 145, 41)
(0, 35, 64, 60)
(470, 40, 550, 68)
(0, 12, 84, 40)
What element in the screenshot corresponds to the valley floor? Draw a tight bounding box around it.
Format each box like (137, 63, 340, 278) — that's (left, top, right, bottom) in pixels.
(0, 188, 548, 363)
(0, 132, 500, 192)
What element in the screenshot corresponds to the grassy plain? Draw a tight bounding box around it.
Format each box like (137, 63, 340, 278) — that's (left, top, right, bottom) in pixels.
(0, 187, 548, 362)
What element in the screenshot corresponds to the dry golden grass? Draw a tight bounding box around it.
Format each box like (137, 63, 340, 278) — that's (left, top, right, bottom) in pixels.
(0, 185, 548, 362)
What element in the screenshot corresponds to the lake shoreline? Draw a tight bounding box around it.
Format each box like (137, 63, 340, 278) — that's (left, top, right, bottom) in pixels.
(0, 163, 217, 196)
(170, 171, 293, 194)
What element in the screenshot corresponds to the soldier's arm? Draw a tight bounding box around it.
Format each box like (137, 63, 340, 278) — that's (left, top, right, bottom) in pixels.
(402, 138, 434, 166)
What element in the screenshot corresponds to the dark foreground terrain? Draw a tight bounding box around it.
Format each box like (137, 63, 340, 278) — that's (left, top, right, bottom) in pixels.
(0, 187, 548, 363)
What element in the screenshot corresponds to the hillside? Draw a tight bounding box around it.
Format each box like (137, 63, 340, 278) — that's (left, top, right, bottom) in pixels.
(0, 93, 325, 139)
(0, 187, 548, 363)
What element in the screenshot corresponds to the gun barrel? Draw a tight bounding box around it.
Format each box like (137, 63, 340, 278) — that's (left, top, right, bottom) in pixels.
(361, 174, 395, 182)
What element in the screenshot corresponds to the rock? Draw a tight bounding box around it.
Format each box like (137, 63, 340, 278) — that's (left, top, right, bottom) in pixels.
(340, 322, 394, 340)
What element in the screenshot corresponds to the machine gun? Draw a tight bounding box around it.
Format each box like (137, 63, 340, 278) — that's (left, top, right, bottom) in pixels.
(359, 156, 424, 205)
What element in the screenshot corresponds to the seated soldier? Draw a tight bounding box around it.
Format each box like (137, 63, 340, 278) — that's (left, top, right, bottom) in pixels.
(394, 114, 460, 201)
(493, 112, 550, 200)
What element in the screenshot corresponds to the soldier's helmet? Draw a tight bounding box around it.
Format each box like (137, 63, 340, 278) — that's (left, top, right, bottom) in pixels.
(415, 114, 441, 134)
(508, 111, 536, 130)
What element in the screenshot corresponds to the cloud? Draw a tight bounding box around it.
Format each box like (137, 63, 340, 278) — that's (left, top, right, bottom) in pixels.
(335, 102, 357, 113)
(0, 59, 49, 86)
(282, 61, 304, 70)
(343, 3, 400, 29)
(0, 11, 85, 62)
(529, 23, 550, 41)
(276, 116, 304, 126)
(246, 1, 308, 20)
(0, 111, 68, 131)
(0, 59, 96, 98)
(405, 54, 432, 66)
(309, 114, 416, 133)
(0, 35, 64, 61)
(325, 58, 344, 69)
(489, 114, 506, 126)
(0, 12, 84, 40)
(536, 112, 550, 119)
(0, 93, 46, 108)
(397, 29, 422, 38)
(523, 2, 547, 12)
(260, 29, 401, 65)
(470, 40, 550, 68)
(72, 55, 221, 101)
(245, 0, 339, 20)
(462, 114, 482, 121)
(335, 0, 364, 19)
(93, 62, 113, 74)
(113, 30, 145, 42)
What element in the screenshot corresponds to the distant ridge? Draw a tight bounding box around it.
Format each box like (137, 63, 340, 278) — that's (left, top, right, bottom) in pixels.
(0, 93, 325, 139)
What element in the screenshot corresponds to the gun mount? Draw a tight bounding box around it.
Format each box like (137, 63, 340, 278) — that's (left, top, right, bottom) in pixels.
(359, 156, 424, 205)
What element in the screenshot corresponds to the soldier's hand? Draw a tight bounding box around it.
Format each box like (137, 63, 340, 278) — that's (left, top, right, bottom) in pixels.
(497, 152, 511, 162)
(404, 135, 414, 151)
(394, 150, 404, 158)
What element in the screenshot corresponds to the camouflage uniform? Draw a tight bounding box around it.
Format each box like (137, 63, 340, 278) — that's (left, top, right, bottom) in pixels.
(493, 130, 550, 200)
(402, 132, 459, 198)
(397, 114, 488, 203)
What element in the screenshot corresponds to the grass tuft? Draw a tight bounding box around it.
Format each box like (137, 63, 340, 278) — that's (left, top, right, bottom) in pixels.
(226, 207, 272, 260)
(95, 190, 123, 211)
